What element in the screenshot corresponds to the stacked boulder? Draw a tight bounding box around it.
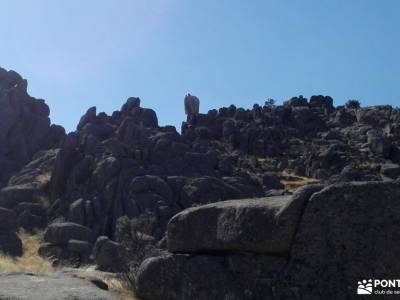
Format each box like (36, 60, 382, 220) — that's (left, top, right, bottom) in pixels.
(136, 180, 400, 300)
(39, 222, 94, 266)
(0, 149, 60, 232)
(136, 185, 322, 300)
(0, 207, 22, 257)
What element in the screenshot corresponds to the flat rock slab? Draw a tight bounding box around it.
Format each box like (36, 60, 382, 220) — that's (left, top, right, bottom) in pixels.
(168, 184, 323, 255)
(0, 272, 121, 300)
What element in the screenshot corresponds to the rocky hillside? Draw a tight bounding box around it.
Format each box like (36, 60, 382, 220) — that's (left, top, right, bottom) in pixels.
(0, 67, 399, 299)
(0, 67, 65, 188)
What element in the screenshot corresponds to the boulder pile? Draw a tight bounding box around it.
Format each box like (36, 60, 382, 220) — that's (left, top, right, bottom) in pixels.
(0, 67, 399, 299)
(39, 222, 94, 266)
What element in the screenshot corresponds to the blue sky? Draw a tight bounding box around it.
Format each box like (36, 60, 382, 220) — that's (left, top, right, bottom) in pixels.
(1, 0, 399, 132)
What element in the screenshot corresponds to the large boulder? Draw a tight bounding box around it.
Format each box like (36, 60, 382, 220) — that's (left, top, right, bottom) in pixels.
(93, 236, 122, 272)
(0, 185, 37, 208)
(0, 149, 59, 210)
(276, 180, 400, 300)
(136, 253, 285, 300)
(44, 222, 94, 245)
(168, 185, 323, 255)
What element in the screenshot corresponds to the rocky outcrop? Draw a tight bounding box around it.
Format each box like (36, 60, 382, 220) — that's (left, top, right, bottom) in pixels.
(39, 222, 94, 265)
(0, 207, 22, 256)
(2, 76, 400, 248)
(44, 222, 94, 245)
(0, 67, 65, 188)
(167, 184, 323, 255)
(0, 149, 59, 233)
(136, 185, 321, 300)
(136, 180, 400, 300)
(7, 96, 265, 250)
(276, 180, 400, 300)
(1, 67, 400, 299)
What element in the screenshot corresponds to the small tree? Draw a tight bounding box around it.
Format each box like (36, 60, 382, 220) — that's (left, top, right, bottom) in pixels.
(265, 98, 275, 107)
(345, 99, 361, 109)
(115, 214, 159, 294)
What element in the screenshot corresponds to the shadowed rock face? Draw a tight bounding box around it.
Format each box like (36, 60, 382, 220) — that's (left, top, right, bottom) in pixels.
(276, 180, 400, 300)
(0, 67, 65, 188)
(136, 253, 284, 300)
(0, 207, 22, 256)
(137, 180, 400, 300)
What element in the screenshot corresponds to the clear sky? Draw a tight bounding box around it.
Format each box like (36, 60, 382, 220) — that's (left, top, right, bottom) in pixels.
(1, 0, 399, 132)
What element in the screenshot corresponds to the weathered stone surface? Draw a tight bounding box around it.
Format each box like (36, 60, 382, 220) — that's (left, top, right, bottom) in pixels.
(0, 231, 22, 257)
(44, 222, 94, 245)
(93, 236, 122, 271)
(0, 273, 120, 300)
(168, 184, 323, 255)
(67, 240, 92, 254)
(0, 185, 37, 208)
(17, 210, 43, 232)
(68, 198, 85, 225)
(275, 181, 400, 300)
(14, 202, 46, 216)
(137, 253, 283, 300)
(0, 207, 17, 230)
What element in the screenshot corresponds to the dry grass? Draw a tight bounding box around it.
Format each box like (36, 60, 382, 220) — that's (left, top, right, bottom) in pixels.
(0, 231, 54, 275)
(37, 195, 50, 209)
(78, 265, 138, 300)
(104, 277, 139, 300)
(36, 172, 51, 184)
(280, 170, 320, 192)
(0, 232, 138, 299)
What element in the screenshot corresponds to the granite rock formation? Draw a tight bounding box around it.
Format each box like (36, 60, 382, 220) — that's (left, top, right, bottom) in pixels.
(0, 67, 65, 188)
(137, 180, 400, 300)
(0, 67, 400, 299)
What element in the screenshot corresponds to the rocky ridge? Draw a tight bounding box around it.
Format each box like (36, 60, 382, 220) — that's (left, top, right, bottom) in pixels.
(0, 67, 400, 299)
